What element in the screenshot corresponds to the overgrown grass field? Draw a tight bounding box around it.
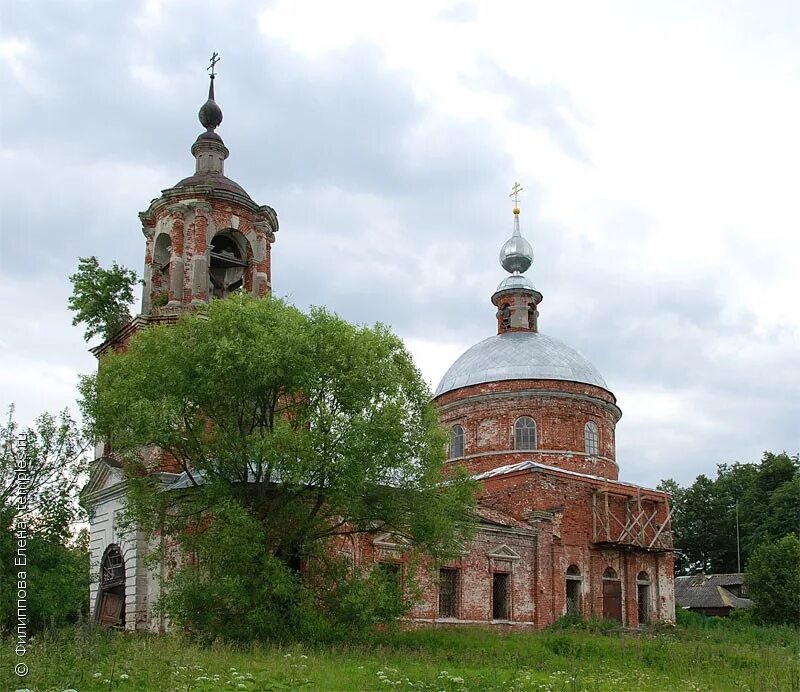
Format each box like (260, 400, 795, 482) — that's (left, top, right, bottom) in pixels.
(3, 618, 798, 691)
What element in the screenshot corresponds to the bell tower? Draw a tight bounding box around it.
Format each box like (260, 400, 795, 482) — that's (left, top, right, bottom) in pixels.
(139, 54, 278, 316)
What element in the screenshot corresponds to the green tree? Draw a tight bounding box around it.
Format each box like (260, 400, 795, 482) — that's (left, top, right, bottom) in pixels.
(81, 295, 476, 640)
(745, 534, 800, 626)
(68, 255, 139, 342)
(738, 452, 799, 555)
(0, 407, 90, 632)
(662, 452, 799, 575)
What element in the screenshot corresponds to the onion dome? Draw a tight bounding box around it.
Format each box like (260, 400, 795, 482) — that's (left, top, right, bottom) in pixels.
(199, 77, 223, 131)
(499, 218, 534, 274)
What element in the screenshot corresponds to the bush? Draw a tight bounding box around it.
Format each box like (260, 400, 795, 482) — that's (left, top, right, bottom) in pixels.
(745, 533, 800, 626)
(156, 499, 416, 644)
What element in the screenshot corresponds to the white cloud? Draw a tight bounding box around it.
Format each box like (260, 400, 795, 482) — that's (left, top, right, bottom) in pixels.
(1, 0, 797, 488)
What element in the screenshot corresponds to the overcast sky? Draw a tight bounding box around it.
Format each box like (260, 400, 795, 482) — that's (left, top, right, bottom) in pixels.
(1, 0, 798, 487)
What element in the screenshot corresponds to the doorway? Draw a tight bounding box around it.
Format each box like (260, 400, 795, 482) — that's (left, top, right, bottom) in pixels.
(637, 571, 651, 625)
(96, 545, 126, 628)
(566, 565, 582, 616)
(602, 567, 622, 623)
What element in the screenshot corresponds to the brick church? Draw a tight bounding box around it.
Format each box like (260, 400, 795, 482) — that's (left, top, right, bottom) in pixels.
(84, 69, 676, 631)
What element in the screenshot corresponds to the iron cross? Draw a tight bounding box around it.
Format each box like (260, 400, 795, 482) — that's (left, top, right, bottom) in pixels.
(208, 52, 220, 77)
(509, 181, 523, 207)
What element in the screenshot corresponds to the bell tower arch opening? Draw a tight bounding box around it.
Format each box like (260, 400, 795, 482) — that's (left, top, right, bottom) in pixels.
(209, 230, 249, 299)
(150, 233, 171, 307)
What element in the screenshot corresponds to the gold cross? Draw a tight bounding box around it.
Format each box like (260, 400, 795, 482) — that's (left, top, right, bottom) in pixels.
(509, 181, 523, 207)
(208, 52, 220, 77)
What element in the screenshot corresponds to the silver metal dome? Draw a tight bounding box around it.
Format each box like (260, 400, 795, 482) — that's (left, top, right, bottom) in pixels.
(499, 226, 533, 274)
(495, 274, 536, 293)
(434, 331, 608, 396)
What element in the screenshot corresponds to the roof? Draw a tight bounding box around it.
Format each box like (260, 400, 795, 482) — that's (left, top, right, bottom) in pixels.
(472, 460, 665, 497)
(173, 172, 251, 198)
(675, 574, 752, 610)
(473, 506, 529, 529)
(494, 274, 537, 294)
(434, 331, 608, 397)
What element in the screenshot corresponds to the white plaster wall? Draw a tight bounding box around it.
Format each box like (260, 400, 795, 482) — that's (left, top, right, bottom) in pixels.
(88, 482, 160, 630)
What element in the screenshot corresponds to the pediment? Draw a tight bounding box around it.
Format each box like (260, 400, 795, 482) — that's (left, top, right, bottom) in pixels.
(487, 543, 521, 560)
(373, 532, 411, 549)
(82, 459, 126, 497)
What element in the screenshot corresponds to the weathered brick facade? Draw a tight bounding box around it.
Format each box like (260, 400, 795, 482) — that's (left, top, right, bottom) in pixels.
(359, 203, 676, 629)
(85, 77, 675, 633)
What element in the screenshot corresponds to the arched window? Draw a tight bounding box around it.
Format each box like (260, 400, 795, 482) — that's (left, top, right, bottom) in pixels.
(449, 425, 465, 459)
(514, 417, 536, 451)
(584, 421, 599, 456)
(566, 565, 582, 616)
(101, 545, 125, 586)
(602, 566, 618, 580)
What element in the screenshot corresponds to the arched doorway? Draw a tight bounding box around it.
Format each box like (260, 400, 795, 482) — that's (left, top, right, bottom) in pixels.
(602, 566, 622, 623)
(566, 565, 582, 616)
(637, 571, 651, 625)
(96, 545, 126, 628)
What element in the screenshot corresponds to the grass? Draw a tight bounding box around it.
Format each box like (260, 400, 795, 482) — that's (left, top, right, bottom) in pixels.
(2, 619, 798, 691)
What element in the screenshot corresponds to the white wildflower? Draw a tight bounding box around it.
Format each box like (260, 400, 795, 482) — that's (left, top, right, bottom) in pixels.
(120, 673, 130, 680)
(92, 673, 102, 678)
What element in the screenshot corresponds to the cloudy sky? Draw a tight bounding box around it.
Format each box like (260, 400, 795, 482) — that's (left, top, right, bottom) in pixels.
(1, 0, 798, 487)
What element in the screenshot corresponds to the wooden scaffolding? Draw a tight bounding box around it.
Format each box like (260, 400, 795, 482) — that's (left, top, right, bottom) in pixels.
(592, 483, 673, 552)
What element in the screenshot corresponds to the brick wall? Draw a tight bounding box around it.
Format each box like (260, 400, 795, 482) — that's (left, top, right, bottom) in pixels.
(437, 379, 621, 479)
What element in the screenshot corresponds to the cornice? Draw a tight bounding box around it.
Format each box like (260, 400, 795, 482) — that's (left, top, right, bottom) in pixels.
(454, 449, 619, 470)
(437, 387, 622, 422)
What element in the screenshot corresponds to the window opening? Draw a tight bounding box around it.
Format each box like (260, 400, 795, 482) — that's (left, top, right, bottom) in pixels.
(500, 304, 511, 330)
(514, 417, 536, 451)
(492, 572, 511, 620)
(438, 568, 459, 618)
(450, 425, 465, 459)
(584, 421, 599, 456)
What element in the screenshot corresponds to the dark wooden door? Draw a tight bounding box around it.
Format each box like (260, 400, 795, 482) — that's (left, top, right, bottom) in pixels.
(602, 579, 622, 622)
(98, 592, 124, 627)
